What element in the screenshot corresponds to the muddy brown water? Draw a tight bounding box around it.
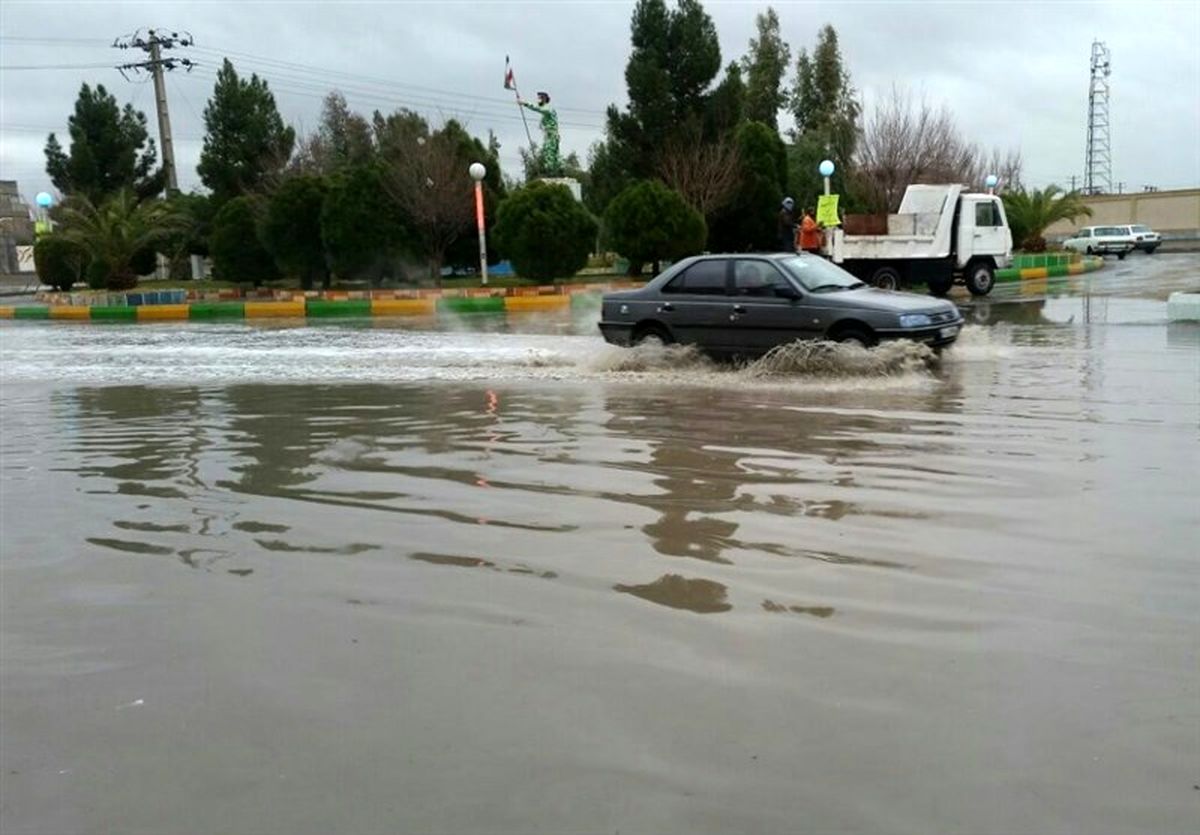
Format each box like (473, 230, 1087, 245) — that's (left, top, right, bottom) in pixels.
(2, 255, 1198, 833)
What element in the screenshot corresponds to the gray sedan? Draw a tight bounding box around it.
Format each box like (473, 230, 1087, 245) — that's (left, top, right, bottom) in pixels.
(598, 253, 964, 355)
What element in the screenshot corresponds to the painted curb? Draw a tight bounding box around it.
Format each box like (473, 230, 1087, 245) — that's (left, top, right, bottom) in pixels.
(3, 291, 609, 323)
(996, 256, 1104, 283)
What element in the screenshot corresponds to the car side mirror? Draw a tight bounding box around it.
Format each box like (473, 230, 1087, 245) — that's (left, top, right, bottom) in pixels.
(774, 284, 802, 300)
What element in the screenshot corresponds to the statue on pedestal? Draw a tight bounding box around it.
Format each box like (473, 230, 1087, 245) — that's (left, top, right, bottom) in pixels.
(518, 92, 561, 177)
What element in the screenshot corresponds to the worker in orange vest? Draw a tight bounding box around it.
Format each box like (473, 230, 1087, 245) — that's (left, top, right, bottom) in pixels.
(799, 207, 822, 252)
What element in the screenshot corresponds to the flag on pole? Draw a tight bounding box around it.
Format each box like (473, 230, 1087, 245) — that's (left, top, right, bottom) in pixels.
(504, 55, 515, 90)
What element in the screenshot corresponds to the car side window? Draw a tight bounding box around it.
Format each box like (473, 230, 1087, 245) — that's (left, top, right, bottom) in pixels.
(734, 260, 791, 298)
(975, 201, 1000, 227)
(663, 260, 728, 295)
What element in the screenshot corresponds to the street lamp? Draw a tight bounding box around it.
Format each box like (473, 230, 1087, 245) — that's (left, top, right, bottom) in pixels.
(819, 159, 835, 195)
(469, 162, 488, 287)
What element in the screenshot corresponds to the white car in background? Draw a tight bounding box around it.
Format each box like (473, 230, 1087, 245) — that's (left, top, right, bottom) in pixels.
(1063, 226, 1135, 259)
(1119, 224, 1162, 253)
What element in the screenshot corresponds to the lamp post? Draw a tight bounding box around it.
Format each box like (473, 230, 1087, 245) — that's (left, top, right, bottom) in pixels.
(34, 191, 54, 236)
(469, 162, 488, 287)
(819, 159, 835, 196)
(985, 174, 998, 195)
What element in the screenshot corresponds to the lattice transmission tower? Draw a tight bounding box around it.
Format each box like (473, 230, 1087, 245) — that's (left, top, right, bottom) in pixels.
(1084, 40, 1112, 195)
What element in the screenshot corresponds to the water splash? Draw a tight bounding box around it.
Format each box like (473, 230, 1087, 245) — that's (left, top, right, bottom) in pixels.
(745, 339, 934, 378)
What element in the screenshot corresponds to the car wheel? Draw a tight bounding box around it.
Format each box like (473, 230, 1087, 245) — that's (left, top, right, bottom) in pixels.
(965, 261, 994, 296)
(831, 326, 875, 349)
(1086, 246, 1094, 255)
(870, 266, 901, 291)
(632, 323, 672, 346)
(1146, 246, 1158, 255)
(1117, 251, 1127, 260)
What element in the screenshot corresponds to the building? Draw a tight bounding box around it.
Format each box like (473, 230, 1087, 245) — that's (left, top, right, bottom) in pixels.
(0, 181, 36, 274)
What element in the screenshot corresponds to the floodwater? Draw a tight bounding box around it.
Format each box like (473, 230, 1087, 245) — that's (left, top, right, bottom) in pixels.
(1, 254, 1197, 834)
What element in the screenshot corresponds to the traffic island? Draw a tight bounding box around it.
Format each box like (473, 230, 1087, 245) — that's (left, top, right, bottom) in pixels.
(995, 253, 1104, 283)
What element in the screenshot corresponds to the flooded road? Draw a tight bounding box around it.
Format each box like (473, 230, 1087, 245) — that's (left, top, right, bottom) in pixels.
(2, 254, 1198, 834)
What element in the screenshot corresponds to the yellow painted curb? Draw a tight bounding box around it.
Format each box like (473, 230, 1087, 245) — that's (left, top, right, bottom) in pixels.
(136, 304, 190, 321)
(244, 300, 306, 318)
(1067, 263, 1085, 275)
(370, 298, 437, 316)
(504, 295, 570, 312)
(1023, 267, 1049, 280)
(0, 306, 14, 319)
(49, 305, 91, 320)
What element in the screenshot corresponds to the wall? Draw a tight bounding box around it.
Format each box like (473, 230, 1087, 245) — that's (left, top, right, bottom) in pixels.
(1045, 188, 1200, 240)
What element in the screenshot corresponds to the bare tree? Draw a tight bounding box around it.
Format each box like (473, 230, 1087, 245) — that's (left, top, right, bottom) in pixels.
(854, 86, 1021, 212)
(379, 127, 474, 284)
(656, 134, 742, 221)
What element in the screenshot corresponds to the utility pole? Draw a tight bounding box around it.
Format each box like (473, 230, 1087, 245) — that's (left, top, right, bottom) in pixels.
(114, 29, 195, 194)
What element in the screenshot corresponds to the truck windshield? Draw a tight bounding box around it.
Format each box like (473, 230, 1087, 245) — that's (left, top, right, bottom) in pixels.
(778, 255, 864, 291)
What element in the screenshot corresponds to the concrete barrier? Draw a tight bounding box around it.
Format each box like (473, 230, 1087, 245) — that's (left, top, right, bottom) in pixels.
(1167, 293, 1200, 322)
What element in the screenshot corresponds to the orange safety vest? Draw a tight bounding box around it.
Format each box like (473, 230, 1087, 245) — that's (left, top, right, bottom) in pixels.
(799, 215, 822, 251)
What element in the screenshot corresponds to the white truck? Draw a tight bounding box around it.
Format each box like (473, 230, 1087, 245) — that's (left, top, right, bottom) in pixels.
(821, 184, 1013, 297)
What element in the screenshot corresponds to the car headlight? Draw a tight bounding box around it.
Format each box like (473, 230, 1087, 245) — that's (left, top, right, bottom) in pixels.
(899, 313, 933, 328)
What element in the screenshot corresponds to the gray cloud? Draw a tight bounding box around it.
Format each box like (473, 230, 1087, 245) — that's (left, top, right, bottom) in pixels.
(2, 0, 1197, 202)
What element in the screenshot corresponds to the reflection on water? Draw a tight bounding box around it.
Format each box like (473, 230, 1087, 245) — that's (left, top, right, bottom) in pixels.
(2, 267, 1198, 835)
(614, 574, 732, 614)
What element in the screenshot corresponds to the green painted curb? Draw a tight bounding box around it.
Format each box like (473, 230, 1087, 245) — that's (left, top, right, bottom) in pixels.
(90, 306, 138, 321)
(307, 299, 372, 317)
(14, 306, 50, 319)
(996, 269, 1019, 282)
(189, 302, 245, 320)
(438, 296, 505, 314)
(1012, 253, 1074, 269)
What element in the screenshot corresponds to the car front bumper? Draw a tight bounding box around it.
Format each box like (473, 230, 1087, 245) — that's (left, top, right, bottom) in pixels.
(877, 320, 965, 347)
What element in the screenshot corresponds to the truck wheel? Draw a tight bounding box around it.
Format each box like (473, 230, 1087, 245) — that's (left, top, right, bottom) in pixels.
(927, 275, 953, 297)
(870, 266, 901, 291)
(965, 261, 994, 296)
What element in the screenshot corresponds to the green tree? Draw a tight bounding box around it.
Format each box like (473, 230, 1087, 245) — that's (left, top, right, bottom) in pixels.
(55, 190, 186, 290)
(260, 175, 329, 289)
(198, 59, 296, 204)
(44, 84, 163, 203)
(292, 91, 375, 175)
(33, 235, 86, 292)
(741, 8, 790, 130)
(321, 163, 413, 283)
(494, 182, 597, 282)
(789, 25, 859, 207)
(209, 196, 279, 286)
(709, 121, 788, 251)
(606, 0, 723, 181)
(1002, 186, 1092, 252)
(604, 180, 706, 271)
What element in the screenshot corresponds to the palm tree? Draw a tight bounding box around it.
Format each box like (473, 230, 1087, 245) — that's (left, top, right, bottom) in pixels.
(1001, 185, 1093, 252)
(56, 189, 189, 290)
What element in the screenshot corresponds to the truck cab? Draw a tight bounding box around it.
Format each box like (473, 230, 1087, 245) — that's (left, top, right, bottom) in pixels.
(823, 184, 1013, 297)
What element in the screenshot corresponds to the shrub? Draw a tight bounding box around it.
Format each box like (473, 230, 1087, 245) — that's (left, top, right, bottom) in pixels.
(261, 175, 329, 290)
(86, 257, 112, 290)
(321, 163, 413, 284)
(209, 196, 279, 286)
(604, 180, 706, 267)
(494, 182, 597, 282)
(33, 235, 85, 292)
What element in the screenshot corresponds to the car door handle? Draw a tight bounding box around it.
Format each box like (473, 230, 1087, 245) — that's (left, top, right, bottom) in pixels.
(732, 305, 746, 313)
(659, 302, 674, 312)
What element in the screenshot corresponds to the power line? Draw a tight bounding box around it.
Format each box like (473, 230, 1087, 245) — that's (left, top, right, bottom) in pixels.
(0, 63, 117, 71)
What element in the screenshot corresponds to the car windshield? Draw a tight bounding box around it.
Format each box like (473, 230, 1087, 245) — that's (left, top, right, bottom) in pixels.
(777, 255, 864, 291)
(1132, 225, 1151, 233)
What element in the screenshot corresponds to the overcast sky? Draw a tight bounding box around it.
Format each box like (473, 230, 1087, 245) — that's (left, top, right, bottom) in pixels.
(2, 0, 1198, 204)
